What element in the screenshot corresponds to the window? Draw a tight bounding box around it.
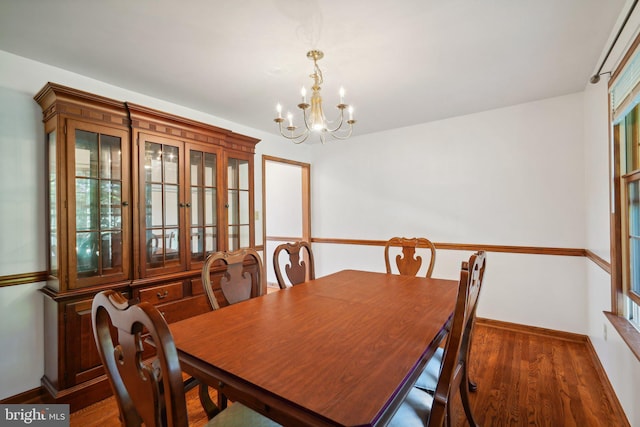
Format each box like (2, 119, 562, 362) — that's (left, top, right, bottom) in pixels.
(610, 35, 640, 332)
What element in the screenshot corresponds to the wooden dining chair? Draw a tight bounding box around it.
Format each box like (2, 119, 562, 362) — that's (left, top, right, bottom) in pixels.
(91, 290, 280, 427)
(414, 251, 487, 396)
(388, 251, 485, 427)
(201, 248, 266, 310)
(273, 241, 315, 288)
(384, 237, 437, 277)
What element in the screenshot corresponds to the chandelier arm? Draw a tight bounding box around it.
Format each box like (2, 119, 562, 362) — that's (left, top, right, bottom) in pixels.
(300, 107, 314, 132)
(328, 124, 354, 140)
(278, 121, 311, 144)
(280, 130, 310, 144)
(292, 132, 311, 144)
(324, 107, 346, 133)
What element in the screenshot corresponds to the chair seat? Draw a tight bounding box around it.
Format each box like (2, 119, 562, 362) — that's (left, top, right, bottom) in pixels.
(414, 346, 444, 392)
(207, 402, 281, 427)
(388, 387, 434, 427)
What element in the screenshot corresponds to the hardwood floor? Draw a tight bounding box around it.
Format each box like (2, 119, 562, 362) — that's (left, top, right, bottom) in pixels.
(450, 321, 628, 426)
(69, 384, 213, 427)
(70, 321, 629, 426)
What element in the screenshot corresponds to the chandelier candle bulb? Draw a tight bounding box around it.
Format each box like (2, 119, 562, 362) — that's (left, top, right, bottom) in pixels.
(340, 87, 345, 104)
(276, 103, 282, 119)
(349, 106, 353, 121)
(301, 87, 307, 103)
(287, 112, 293, 127)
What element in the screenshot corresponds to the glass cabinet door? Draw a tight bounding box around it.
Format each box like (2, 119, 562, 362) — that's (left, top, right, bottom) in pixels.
(188, 148, 219, 264)
(140, 135, 185, 274)
(227, 155, 252, 250)
(48, 130, 58, 276)
(67, 120, 129, 288)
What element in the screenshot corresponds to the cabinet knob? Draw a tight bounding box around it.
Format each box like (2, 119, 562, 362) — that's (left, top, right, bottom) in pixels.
(157, 290, 169, 299)
(122, 201, 129, 206)
(186, 202, 191, 208)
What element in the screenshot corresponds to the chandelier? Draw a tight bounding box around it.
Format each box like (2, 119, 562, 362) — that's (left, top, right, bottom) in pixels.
(274, 50, 356, 144)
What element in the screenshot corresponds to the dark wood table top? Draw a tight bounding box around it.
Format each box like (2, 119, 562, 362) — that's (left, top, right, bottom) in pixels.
(169, 269, 458, 426)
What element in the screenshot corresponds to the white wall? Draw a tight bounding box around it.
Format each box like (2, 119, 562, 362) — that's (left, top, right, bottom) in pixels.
(0, 63, 48, 400)
(0, 284, 44, 401)
(0, 86, 46, 275)
(311, 93, 589, 333)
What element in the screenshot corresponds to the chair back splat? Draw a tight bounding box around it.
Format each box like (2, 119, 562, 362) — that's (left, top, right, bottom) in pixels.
(273, 241, 315, 288)
(384, 237, 437, 277)
(201, 248, 266, 310)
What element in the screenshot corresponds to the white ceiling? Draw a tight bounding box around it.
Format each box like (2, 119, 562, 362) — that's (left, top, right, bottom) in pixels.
(0, 0, 628, 138)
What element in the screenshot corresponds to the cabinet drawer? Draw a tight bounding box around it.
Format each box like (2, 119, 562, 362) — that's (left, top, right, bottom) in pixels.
(139, 282, 183, 305)
(157, 295, 211, 324)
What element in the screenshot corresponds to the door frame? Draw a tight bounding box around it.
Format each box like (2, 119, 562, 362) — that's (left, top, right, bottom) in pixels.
(262, 155, 311, 281)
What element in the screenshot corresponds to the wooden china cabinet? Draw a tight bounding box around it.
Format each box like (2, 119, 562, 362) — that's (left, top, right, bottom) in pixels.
(34, 83, 259, 410)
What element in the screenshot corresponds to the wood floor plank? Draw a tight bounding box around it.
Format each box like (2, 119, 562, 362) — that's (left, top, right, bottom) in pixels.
(69, 322, 629, 426)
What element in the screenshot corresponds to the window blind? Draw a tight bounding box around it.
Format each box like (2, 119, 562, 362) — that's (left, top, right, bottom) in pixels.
(612, 47, 640, 120)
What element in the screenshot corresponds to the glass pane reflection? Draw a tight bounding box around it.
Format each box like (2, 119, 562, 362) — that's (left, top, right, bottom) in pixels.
(165, 228, 179, 262)
(146, 142, 163, 183)
(205, 153, 216, 187)
(100, 135, 121, 180)
(191, 227, 204, 261)
(165, 185, 179, 227)
(240, 225, 249, 248)
(190, 151, 202, 186)
(164, 145, 179, 184)
(147, 184, 164, 227)
(240, 190, 249, 224)
(228, 158, 238, 189)
(191, 187, 202, 226)
(205, 226, 216, 256)
(206, 188, 216, 225)
(76, 231, 99, 276)
(100, 181, 122, 229)
(228, 225, 239, 251)
(76, 178, 98, 231)
(75, 130, 98, 178)
(630, 236, 640, 294)
(228, 190, 238, 225)
(629, 181, 640, 236)
(101, 232, 122, 272)
(238, 160, 249, 190)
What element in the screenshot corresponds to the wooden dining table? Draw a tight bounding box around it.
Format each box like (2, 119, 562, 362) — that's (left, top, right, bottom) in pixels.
(169, 269, 458, 426)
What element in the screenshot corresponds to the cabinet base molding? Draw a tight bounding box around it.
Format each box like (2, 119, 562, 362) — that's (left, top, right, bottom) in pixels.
(41, 374, 112, 412)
